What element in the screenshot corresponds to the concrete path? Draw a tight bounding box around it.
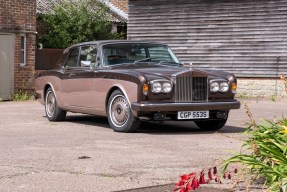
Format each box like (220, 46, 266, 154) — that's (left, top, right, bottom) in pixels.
(0, 98, 286, 191)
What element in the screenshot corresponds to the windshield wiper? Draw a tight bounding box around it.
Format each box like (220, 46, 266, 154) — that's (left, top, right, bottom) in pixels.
(134, 57, 151, 64)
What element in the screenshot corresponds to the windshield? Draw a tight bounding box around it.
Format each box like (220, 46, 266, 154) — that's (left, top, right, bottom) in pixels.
(102, 43, 180, 66)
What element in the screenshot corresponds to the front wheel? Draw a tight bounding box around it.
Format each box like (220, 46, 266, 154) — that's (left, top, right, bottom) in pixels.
(45, 87, 66, 121)
(107, 90, 141, 133)
(195, 119, 227, 131)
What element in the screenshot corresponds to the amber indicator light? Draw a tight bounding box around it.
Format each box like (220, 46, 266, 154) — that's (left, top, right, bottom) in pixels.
(143, 84, 149, 95)
(232, 83, 237, 93)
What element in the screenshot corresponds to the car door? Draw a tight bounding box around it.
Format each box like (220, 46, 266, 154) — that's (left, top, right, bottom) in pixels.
(61, 45, 99, 111)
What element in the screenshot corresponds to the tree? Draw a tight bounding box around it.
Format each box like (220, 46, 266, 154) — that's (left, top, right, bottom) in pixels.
(38, 0, 124, 48)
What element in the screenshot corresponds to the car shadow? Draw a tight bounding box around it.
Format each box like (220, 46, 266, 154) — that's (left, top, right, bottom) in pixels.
(137, 121, 246, 135)
(64, 114, 111, 129)
(58, 114, 246, 135)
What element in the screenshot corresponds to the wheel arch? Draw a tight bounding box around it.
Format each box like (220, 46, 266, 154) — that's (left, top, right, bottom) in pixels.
(43, 83, 59, 102)
(105, 86, 122, 111)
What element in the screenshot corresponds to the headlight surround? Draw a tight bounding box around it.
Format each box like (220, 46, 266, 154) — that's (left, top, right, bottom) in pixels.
(210, 82, 219, 93)
(162, 82, 172, 93)
(150, 80, 173, 94)
(219, 82, 229, 92)
(151, 82, 162, 93)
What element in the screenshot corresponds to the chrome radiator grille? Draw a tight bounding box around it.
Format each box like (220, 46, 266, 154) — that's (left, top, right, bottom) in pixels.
(175, 76, 208, 102)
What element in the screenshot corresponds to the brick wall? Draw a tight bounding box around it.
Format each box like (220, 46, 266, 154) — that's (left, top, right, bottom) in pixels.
(0, 0, 36, 93)
(237, 78, 287, 98)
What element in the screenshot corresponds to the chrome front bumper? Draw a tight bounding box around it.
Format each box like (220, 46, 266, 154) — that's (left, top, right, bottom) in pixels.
(131, 100, 241, 112)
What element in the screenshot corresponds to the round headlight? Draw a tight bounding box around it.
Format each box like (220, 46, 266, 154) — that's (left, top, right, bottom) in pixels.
(210, 82, 219, 92)
(162, 82, 172, 93)
(220, 82, 229, 92)
(152, 82, 162, 93)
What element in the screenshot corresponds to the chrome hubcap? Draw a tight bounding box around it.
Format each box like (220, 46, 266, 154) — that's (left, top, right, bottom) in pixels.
(46, 91, 55, 117)
(110, 95, 130, 127)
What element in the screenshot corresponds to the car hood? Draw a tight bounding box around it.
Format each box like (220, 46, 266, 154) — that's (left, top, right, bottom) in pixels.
(107, 63, 232, 82)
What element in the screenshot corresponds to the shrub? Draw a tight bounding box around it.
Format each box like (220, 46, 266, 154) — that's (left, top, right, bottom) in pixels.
(222, 116, 287, 192)
(12, 91, 32, 101)
(174, 104, 287, 192)
(38, 0, 124, 48)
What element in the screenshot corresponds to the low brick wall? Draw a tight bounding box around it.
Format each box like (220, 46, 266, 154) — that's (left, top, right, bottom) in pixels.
(237, 78, 287, 97)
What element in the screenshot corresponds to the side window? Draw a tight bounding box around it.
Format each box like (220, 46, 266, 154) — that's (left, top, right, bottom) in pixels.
(65, 48, 79, 67)
(20, 34, 26, 67)
(79, 45, 98, 67)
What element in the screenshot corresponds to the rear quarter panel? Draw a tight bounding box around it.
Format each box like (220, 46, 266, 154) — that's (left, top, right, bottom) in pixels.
(35, 75, 64, 106)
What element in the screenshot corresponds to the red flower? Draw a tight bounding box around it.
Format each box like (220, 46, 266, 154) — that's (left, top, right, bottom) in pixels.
(234, 167, 238, 174)
(186, 180, 193, 190)
(223, 172, 227, 179)
(181, 174, 191, 181)
(176, 179, 185, 186)
(179, 187, 185, 192)
(213, 166, 217, 175)
(175, 172, 198, 192)
(192, 177, 199, 189)
(228, 172, 232, 180)
(199, 171, 205, 184)
(208, 169, 213, 180)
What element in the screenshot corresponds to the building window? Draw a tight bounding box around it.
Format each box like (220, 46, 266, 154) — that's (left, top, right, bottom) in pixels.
(20, 34, 26, 66)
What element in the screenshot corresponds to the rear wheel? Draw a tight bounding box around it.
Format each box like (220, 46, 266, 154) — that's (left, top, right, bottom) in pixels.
(195, 119, 227, 131)
(107, 90, 141, 132)
(45, 87, 66, 121)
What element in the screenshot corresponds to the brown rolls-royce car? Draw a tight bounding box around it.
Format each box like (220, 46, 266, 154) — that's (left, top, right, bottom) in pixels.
(35, 40, 240, 132)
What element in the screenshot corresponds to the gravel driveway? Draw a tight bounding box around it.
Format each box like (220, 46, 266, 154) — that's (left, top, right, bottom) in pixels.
(0, 98, 286, 191)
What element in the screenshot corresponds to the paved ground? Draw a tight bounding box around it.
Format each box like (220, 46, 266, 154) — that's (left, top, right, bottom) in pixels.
(0, 98, 286, 192)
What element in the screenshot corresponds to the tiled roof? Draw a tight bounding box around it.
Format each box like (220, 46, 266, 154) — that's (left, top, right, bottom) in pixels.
(36, 0, 59, 14)
(37, 0, 127, 22)
(103, 0, 128, 22)
(110, 0, 128, 14)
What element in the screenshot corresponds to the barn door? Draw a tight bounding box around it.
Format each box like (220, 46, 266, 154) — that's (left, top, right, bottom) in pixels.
(0, 33, 15, 100)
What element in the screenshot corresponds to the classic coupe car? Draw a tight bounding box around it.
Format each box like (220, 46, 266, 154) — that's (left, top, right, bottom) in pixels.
(35, 40, 240, 132)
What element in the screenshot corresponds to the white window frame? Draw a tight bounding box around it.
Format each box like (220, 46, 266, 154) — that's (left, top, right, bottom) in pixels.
(20, 34, 26, 67)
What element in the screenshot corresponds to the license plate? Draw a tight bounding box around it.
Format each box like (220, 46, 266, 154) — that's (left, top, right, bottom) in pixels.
(177, 111, 209, 120)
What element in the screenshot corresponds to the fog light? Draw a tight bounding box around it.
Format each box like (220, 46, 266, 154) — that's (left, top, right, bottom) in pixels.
(216, 111, 228, 119)
(154, 112, 166, 120)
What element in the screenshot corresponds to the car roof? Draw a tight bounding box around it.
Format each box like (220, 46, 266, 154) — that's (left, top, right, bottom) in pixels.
(64, 40, 167, 53)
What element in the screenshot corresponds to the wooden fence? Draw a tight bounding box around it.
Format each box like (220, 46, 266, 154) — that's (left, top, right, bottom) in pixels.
(35, 48, 64, 70)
